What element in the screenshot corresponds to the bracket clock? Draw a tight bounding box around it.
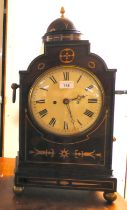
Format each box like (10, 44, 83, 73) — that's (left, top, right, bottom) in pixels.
(12, 7, 117, 202)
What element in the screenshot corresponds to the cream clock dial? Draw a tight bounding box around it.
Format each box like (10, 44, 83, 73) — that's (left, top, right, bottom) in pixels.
(28, 66, 104, 136)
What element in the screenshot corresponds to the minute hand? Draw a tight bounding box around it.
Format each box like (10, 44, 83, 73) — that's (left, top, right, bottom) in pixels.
(66, 103, 76, 129)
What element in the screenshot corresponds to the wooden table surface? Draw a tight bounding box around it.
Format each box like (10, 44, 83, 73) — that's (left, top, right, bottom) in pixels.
(0, 158, 127, 210)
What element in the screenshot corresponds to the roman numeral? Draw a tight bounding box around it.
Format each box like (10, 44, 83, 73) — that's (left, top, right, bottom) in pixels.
(85, 85, 94, 91)
(88, 98, 98, 103)
(77, 74, 83, 83)
(40, 87, 48, 91)
(63, 72, 69, 80)
(49, 75, 57, 84)
(49, 118, 56, 127)
(77, 119, 82, 126)
(84, 109, 94, 117)
(64, 121, 68, 130)
(36, 99, 45, 103)
(39, 109, 48, 117)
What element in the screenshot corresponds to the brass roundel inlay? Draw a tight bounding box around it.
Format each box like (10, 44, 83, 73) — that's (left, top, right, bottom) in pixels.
(38, 63, 45, 70)
(59, 48, 75, 64)
(88, 61, 96, 69)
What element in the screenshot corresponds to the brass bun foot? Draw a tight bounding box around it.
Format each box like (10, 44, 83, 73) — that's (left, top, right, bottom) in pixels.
(103, 192, 117, 202)
(13, 186, 24, 194)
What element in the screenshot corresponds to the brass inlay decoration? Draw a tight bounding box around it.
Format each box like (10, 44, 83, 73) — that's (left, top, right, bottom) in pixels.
(88, 61, 96, 69)
(29, 148, 54, 158)
(59, 48, 75, 63)
(30, 179, 57, 185)
(59, 148, 70, 159)
(30, 147, 102, 161)
(59, 180, 70, 185)
(37, 62, 45, 70)
(74, 149, 102, 160)
(73, 182, 100, 186)
(17, 176, 115, 191)
(13, 186, 24, 193)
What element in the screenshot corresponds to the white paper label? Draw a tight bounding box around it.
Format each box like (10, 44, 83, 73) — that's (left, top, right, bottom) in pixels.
(59, 81, 74, 89)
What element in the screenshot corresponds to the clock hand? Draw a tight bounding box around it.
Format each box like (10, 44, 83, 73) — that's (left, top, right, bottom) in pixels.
(63, 99, 76, 129)
(65, 103, 76, 130)
(69, 94, 87, 103)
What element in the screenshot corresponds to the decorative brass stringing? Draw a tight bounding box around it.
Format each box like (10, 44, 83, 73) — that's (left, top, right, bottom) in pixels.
(29, 147, 102, 161)
(74, 149, 102, 159)
(29, 148, 55, 157)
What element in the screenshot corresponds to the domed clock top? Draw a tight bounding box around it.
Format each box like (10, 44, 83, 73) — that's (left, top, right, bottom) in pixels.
(43, 7, 82, 42)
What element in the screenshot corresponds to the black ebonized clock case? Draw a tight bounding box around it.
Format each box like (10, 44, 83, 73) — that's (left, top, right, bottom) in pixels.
(13, 15, 117, 196)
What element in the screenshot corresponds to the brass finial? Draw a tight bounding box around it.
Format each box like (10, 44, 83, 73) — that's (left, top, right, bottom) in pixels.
(60, 7, 65, 18)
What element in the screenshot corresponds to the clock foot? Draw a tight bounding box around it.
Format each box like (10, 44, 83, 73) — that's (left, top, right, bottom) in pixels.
(13, 185, 24, 195)
(103, 192, 117, 202)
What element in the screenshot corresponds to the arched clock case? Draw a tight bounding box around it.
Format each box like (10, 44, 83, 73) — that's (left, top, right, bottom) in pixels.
(12, 8, 117, 202)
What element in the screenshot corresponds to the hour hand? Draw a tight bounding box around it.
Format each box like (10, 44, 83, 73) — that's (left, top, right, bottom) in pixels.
(69, 94, 87, 103)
